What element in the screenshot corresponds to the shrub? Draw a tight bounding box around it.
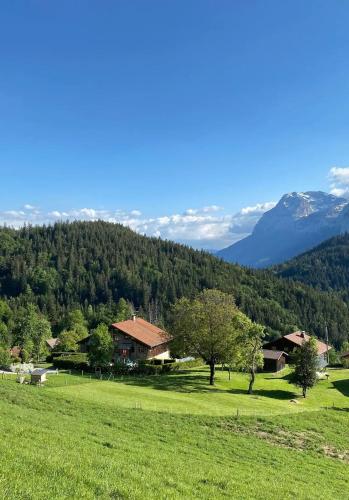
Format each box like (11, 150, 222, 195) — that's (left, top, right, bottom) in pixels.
(136, 361, 164, 375)
(0, 347, 11, 369)
(47, 351, 79, 363)
(342, 357, 349, 369)
(112, 361, 134, 375)
(53, 354, 90, 371)
(168, 358, 204, 371)
(138, 358, 203, 375)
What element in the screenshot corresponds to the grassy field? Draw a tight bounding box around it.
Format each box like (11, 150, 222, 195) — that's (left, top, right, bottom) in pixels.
(0, 367, 348, 499)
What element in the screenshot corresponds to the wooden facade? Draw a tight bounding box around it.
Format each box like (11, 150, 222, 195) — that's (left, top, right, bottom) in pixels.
(112, 331, 170, 362)
(111, 317, 172, 362)
(262, 350, 287, 372)
(264, 331, 330, 368)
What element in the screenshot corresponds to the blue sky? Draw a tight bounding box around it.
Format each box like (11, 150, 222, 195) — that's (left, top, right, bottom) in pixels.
(1, 1, 349, 248)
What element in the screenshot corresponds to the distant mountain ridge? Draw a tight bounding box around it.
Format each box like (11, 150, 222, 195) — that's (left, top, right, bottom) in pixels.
(217, 191, 349, 267)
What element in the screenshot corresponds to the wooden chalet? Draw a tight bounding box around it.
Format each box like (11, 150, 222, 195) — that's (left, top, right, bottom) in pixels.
(264, 331, 331, 368)
(111, 317, 173, 362)
(262, 349, 287, 372)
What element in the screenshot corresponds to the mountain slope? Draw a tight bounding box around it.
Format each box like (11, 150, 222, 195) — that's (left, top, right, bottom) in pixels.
(0, 221, 349, 346)
(275, 232, 349, 301)
(217, 191, 348, 267)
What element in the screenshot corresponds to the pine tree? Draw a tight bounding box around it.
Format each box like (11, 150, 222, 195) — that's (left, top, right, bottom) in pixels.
(290, 337, 319, 398)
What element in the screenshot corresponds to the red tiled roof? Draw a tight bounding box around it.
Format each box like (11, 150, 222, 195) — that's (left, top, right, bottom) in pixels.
(111, 318, 172, 348)
(284, 331, 331, 355)
(262, 349, 288, 361)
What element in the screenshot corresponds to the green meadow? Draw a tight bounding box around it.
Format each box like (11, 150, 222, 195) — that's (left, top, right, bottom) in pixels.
(0, 367, 349, 499)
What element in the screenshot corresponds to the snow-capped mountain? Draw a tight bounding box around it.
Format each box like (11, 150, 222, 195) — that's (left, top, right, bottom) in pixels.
(217, 191, 349, 267)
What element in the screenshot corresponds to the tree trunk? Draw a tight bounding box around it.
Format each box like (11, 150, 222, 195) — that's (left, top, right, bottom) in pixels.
(228, 367, 231, 381)
(302, 387, 307, 398)
(209, 359, 215, 386)
(248, 368, 255, 394)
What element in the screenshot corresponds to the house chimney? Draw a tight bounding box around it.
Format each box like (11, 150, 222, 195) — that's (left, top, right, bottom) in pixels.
(132, 315, 136, 322)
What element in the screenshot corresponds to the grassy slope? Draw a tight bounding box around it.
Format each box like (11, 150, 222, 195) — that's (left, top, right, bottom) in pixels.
(0, 368, 349, 499)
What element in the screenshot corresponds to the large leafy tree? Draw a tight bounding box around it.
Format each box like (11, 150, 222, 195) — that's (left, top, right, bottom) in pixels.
(57, 309, 89, 352)
(88, 323, 113, 370)
(15, 304, 52, 362)
(115, 298, 132, 322)
(32, 316, 51, 363)
(0, 347, 11, 369)
(66, 309, 88, 339)
(290, 337, 319, 398)
(58, 329, 80, 352)
(235, 322, 265, 394)
(171, 289, 247, 385)
(0, 300, 13, 348)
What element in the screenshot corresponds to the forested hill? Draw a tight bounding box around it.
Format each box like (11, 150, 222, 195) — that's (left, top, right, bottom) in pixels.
(275, 233, 349, 301)
(0, 221, 348, 346)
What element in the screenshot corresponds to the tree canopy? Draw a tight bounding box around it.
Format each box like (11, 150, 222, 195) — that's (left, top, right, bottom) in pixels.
(88, 323, 114, 370)
(170, 289, 261, 386)
(290, 337, 319, 398)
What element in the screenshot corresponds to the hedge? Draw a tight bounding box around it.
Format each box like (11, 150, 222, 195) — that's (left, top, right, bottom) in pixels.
(138, 358, 204, 375)
(52, 354, 90, 371)
(52, 355, 204, 375)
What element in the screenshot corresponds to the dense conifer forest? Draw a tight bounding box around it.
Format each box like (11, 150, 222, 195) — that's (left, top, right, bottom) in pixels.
(275, 233, 349, 302)
(0, 221, 348, 347)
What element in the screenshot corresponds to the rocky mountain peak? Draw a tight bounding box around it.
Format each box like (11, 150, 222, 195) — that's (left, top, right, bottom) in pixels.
(217, 191, 349, 268)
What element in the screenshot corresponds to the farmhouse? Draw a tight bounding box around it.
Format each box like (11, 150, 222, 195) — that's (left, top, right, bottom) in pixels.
(264, 331, 331, 368)
(262, 349, 287, 372)
(78, 317, 173, 362)
(111, 317, 173, 362)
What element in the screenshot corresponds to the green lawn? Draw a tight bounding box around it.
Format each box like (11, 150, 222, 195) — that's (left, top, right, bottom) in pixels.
(0, 367, 348, 499)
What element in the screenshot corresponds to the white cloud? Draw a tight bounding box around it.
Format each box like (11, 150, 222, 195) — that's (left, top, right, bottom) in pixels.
(202, 205, 223, 213)
(329, 166, 349, 198)
(185, 205, 223, 216)
(24, 204, 36, 210)
(240, 201, 276, 216)
(48, 211, 62, 218)
(0, 201, 275, 250)
(78, 208, 99, 218)
(130, 210, 142, 217)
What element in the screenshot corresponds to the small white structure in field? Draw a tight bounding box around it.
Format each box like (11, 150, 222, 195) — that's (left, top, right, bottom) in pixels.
(31, 369, 48, 385)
